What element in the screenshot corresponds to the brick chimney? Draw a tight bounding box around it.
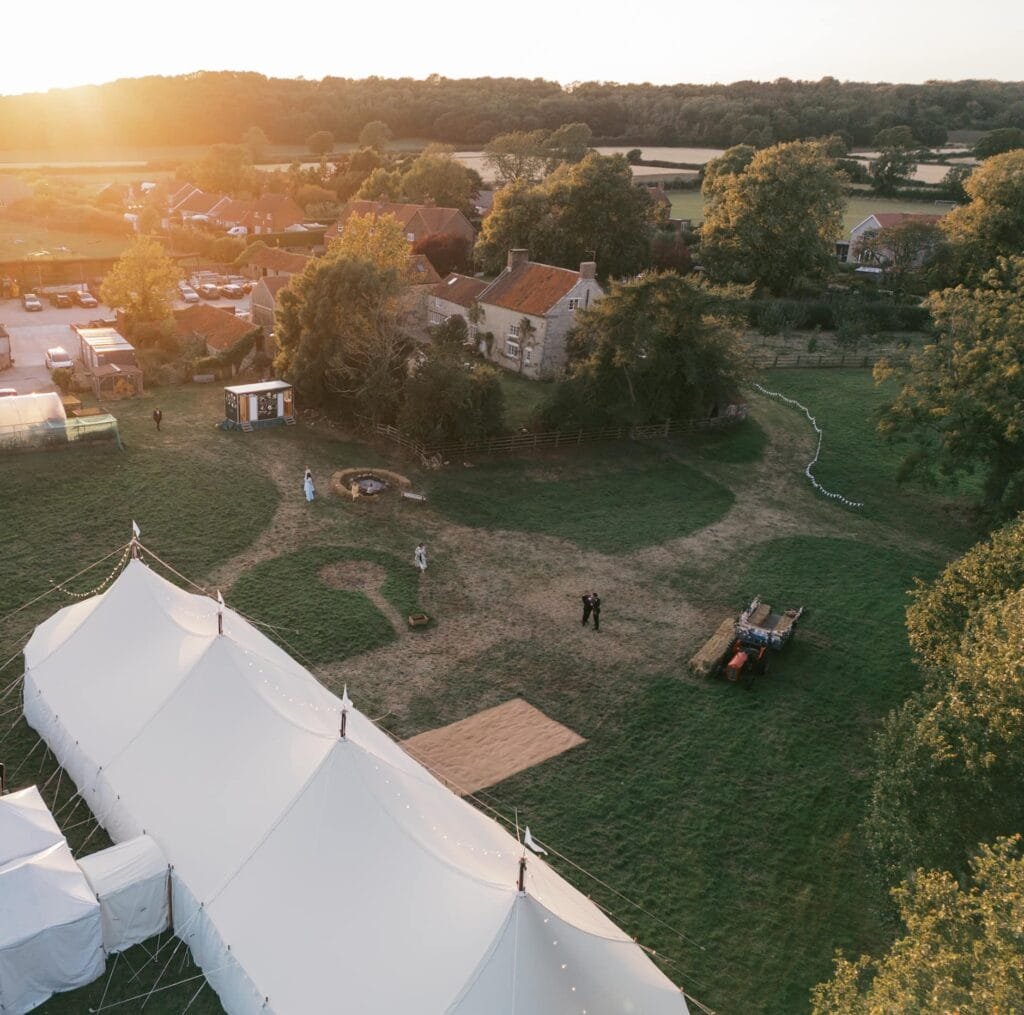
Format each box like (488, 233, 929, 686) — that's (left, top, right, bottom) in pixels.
(579, 261, 597, 279)
(507, 248, 529, 271)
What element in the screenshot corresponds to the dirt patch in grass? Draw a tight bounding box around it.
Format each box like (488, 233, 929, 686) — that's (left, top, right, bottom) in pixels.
(402, 697, 586, 794)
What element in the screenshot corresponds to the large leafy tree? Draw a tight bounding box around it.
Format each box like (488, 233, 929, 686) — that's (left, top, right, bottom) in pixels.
(99, 236, 181, 336)
(875, 256, 1024, 518)
(275, 226, 412, 418)
(400, 145, 473, 210)
(190, 143, 260, 196)
(852, 218, 944, 283)
(940, 149, 1024, 282)
(543, 271, 750, 427)
(973, 127, 1024, 159)
(475, 153, 654, 279)
(483, 129, 550, 184)
(699, 140, 844, 295)
(812, 836, 1024, 1014)
(869, 148, 916, 196)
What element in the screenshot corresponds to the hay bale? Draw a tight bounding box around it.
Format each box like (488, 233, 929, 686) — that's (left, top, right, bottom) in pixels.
(748, 601, 771, 626)
(689, 617, 737, 677)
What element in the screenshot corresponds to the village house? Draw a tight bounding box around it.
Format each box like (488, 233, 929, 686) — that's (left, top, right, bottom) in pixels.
(429, 273, 489, 328)
(844, 210, 945, 265)
(237, 245, 311, 281)
(325, 201, 475, 249)
(251, 276, 291, 333)
(173, 304, 257, 360)
(472, 249, 604, 379)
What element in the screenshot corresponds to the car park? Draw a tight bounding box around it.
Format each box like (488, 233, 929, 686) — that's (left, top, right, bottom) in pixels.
(44, 346, 75, 371)
(197, 283, 221, 300)
(74, 290, 98, 308)
(22, 293, 43, 311)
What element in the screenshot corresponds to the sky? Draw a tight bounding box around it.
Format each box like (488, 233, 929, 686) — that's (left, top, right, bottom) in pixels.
(2, 0, 1021, 96)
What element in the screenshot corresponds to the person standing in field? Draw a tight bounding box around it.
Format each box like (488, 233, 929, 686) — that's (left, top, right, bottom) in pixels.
(590, 592, 601, 632)
(152, 408, 162, 431)
(414, 543, 428, 572)
(581, 593, 593, 627)
(303, 467, 315, 502)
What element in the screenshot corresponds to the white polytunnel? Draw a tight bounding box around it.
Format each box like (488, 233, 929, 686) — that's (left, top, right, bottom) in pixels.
(22, 557, 689, 1014)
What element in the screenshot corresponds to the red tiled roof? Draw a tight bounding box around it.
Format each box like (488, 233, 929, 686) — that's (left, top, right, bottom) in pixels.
(173, 305, 253, 352)
(253, 276, 292, 302)
(407, 255, 442, 286)
(244, 247, 311, 273)
(210, 197, 254, 223)
(328, 202, 474, 243)
(433, 273, 488, 308)
(480, 262, 581, 316)
(871, 212, 943, 228)
(177, 190, 223, 216)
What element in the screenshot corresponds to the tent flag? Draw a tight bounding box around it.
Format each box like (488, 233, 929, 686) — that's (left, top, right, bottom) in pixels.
(131, 520, 140, 539)
(523, 826, 547, 855)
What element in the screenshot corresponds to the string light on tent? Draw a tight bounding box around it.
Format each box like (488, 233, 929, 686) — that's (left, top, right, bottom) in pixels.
(754, 383, 865, 508)
(50, 544, 132, 600)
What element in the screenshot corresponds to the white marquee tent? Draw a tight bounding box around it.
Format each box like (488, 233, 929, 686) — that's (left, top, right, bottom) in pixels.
(23, 558, 689, 1014)
(0, 786, 105, 1015)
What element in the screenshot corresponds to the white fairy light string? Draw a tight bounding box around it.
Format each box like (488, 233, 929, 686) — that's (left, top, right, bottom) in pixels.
(754, 383, 865, 509)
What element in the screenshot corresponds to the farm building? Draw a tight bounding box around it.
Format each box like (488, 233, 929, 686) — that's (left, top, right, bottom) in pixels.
(75, 327, 143, 399)
(21, 556, 690, 1014)
(222, 379, 295, 430)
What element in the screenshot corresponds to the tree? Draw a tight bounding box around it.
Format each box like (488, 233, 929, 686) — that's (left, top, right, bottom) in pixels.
(355, 168, 403, 201)
(274, 255, 411, 419)
(875, 257, 1024, 518)
(811, 837, 1024, 1014)
(515, 317, 536, 374)
(852, 219, 944, 282)
(326, 212, 410, 276)
(400, 146, 473, 210)
(358, 120, 392, 151)
(430, 314, 469, 354)
(190, 144, 259, 196)
(398, 355, 505, 444)
(99, 236, 181, 337)
(542, 271, 750, 428)
(941, 164, 972, 203)
(869, 148, 916, 196)
(306, 130, 335, 156)
(973, 126, 1024, 159)
(137, 205, 161, 235)
(412, 233, 471, 277)
(475, 153, 655, 279)
(940, 149, 1024, 282)
(483, 129, 549, 184)
(872, 125, 917, 149)
(542, 122, 593, 170)
(700, 141, 844, 295)
(241, 126, 271, 163)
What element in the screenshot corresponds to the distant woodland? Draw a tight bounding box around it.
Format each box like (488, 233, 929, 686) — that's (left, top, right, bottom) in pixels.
(3, 73, 1024, 150)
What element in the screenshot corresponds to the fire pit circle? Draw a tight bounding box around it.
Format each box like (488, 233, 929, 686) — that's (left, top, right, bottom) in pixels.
(331, 467, 412, 501)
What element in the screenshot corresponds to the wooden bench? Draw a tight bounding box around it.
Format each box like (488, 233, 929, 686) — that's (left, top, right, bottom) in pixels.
(401, 491, 427, 503)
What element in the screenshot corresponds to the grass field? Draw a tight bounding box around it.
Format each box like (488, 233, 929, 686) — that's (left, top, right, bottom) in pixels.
(0, 371, 979, 1014)
(669, 191, 953, 232)
(0, 217, 131, 261)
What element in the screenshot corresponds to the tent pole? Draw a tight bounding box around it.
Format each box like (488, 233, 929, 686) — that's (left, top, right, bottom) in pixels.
(517, 855, 526, 894)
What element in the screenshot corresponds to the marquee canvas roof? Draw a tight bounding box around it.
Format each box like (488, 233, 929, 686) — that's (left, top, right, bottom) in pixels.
(23, 558, 688, 1015)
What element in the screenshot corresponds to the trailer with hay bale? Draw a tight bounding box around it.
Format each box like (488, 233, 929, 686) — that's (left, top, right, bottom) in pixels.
(690, 596, 804, 684)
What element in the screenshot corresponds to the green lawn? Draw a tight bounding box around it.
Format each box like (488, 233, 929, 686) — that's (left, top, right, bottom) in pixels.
(669, 191, 952, 233)
(426, 443, 736, 553)
(496, 370, 553, 429)
(0, 216, 132, 260)
(0, 372, 981, 1015)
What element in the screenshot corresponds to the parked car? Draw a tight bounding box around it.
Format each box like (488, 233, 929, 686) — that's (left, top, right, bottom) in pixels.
(74, 290, 98, 308)
(45, 346, 75, 371)
(179, 286, 200, 304)
(197, 284, 221, 300)
(220, 283, 244, 299)
(0, 388, 17, 398)
(22, 293, 43, 311)
(50, 292, 73, 308)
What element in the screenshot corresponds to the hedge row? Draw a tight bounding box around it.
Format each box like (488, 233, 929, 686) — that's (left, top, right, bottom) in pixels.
(745, 298, 930, 334)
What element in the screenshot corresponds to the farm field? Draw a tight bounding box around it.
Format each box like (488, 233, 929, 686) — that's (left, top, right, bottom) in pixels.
(0, 372, 978, 1014)
(0, 217, 132, 261)
(669, 190, 954, 233)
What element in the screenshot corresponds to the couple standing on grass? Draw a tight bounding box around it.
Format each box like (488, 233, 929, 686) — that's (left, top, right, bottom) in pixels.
(581, 592, 601, 631)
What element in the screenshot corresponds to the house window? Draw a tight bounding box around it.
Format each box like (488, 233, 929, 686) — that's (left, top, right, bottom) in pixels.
(568, 298, 581, 311)
(508, 323, 520, 338)
(504, 340, 521, 359)
(407, 232, 416, 242)
(523, 346, 532, 366)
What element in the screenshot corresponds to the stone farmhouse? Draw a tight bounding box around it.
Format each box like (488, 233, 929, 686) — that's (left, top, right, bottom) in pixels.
(432, 249, 604, 379)
(325, 201, 476, 249)
(843, 210, 945, 265)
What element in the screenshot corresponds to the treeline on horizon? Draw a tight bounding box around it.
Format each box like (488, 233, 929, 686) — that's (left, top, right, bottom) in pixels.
(3, 72, 1024, 151)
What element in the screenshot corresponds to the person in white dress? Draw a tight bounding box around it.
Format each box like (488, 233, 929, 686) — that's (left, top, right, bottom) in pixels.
(414, 543, 427, 572)
(303, 467, 315, 502)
